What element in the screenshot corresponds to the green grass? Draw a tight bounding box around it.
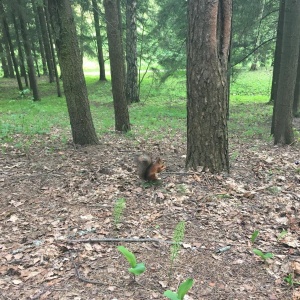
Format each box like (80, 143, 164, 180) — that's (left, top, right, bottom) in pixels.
(0, 69, 274, 148)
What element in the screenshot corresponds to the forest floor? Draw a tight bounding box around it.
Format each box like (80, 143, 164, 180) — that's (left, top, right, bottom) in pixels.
(0, 129, 299, 300)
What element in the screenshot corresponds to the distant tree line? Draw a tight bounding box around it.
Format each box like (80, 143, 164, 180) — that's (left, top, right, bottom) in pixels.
(0, 0, 299, 173)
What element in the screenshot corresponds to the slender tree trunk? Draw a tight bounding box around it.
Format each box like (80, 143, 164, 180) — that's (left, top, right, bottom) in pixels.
(11, 12, 29, 87)
(37, 2, 55, 82)
(31, 0, 47, 76)
(250, 0, 266, 71)
(270, 0, 285, 134)
(47, 0, 99, 145)
(186, 0, 231, 173)
(44, 0, 61, 97)
(293, 44, 300, 117)
(3, 33, 15, 78)
(126, 0, 139, 103)
(273, 0, 300, 145)
(104, 0, 130, 132)
(0, 42, 10, 78)
(16, 0, 40, 101)
(32, 44, 41, 77)
(91, 0, 106, 81)
(0, 2, 23, 90)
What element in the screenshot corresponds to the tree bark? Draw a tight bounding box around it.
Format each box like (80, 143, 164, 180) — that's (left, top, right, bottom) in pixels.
(0, 2, 23, 90)
(11, 11, 28, 87)
(270, 0, 285, 134)
(44, 0, 61, 97)
(293, 43, 300, 117)
(104, 0, 130, 132)
(37, 2, 55, 82)
(0, 42, 10, 78)
(273, 0, 300, 145)
(47, 0, 99, 145)
(91, 0, 106, 81)
(126, 0, 139, 103)
(186, 0, 231, 173)
(16, 0, 40, 101)
(31, 0, 47, 76)
(1, 24, 15, 78)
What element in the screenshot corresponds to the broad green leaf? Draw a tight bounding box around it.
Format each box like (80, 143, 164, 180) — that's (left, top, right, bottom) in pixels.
(128, 262, 146, 275)
(263, 252, 274, 259)
(117, 246, 137, 267)
(253, 248, 273, 260)
(252, 248, 264, 257)
(163, 290, 180, 300)
(177, 278, 194, 299)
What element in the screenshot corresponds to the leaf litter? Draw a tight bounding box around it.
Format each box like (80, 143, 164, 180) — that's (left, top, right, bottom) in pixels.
(0, 131, 299, 300)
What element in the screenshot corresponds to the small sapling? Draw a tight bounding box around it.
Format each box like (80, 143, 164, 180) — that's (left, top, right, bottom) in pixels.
(164, 278, 194, 300)
(117, 246, 146, 278)
(252, 248, 274, 261)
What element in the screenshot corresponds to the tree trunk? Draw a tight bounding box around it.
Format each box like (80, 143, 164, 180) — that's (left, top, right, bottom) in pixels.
(293, 43, 300, 117)
(91, 0, 106, 81)
(2, 31, 15, 78)
(186, 0, 231, 173)
(11, 11, 28, 87)
(126, 0, 139, 103)
(31, 0, 47, 76)
(47, 0, 99, 145)
(273, 0, 300, 145)
(37, 2, 55, 82)
(16, 0, 40, 101)
(250, 0, 266, 71)
(44, 0, 61, 97)
(0, 2, 23, 90)
(270, 0, 285, 134)
(104, 0, 131, 132)
(0, 42, 10, 78)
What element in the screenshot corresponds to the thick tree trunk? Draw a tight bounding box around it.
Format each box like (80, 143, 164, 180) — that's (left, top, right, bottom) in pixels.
(104, 0, 130, 132)
(47, 0, 99, 145)
(273, 0, 300, 145)
(186, 0, 231, 173)
(126, 0, 139, 103)
(91, 0, 106, 81)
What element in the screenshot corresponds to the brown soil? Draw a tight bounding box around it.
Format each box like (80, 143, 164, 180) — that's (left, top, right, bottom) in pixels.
(0, 132, 299, 300)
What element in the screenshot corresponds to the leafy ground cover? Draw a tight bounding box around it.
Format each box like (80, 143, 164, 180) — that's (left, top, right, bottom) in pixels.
(0, 70, 300, 299)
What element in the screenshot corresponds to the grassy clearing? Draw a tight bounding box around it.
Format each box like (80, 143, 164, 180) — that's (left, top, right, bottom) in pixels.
(0, 69, 273, 148)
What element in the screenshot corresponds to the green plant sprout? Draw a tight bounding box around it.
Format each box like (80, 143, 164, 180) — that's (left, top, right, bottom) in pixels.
(252, 248, 274, 261)
(284, 273, 300, 286)
(277, 229, 288, 240)
(169, 221, 185, 280)
(113, 198, 126, 226)
(117, 246, 146, 278)
(164, 278, 194, 300)
(250, 230, 259, 244)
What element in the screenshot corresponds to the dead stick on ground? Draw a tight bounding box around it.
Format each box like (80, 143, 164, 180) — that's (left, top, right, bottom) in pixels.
(69, 252, 103, 285)
(67, 238, 177, 244)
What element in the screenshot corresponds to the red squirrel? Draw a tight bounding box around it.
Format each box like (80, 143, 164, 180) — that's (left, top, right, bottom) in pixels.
(136, 155, 166, 181)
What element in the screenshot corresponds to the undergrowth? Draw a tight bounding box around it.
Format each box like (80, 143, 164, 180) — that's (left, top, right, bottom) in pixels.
(0, 69, 274, 149)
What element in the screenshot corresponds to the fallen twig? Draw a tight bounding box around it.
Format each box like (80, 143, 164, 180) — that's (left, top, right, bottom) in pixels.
(69, 252, 103, 285)
(67, 237, 175, 244)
